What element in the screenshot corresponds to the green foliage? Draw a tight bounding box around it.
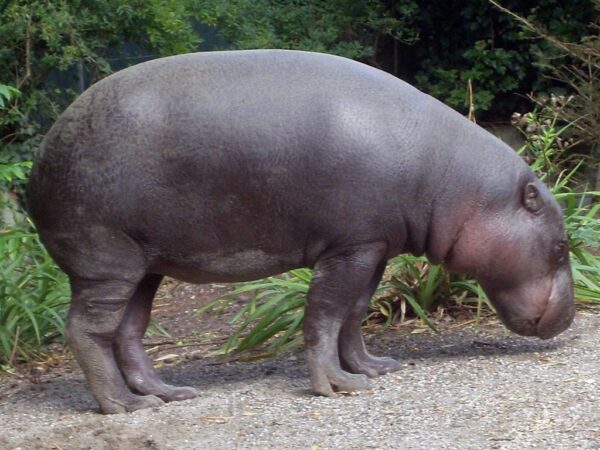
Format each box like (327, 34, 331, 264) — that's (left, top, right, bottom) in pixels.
(560, 187, 600, 303)
(492, 0, 600, 148)
(0, 85, 20, 110)
(197, 0, 419, 60)
(0, 1, 203, 164)
(0, 227, 70, 366)
(0, 0, 201, 80)
(0, 83, 22, 148)
(0, 161, 70, 367)
(1, 84, 71, 363)
(198, 269, 311, 355)
(409, 0, 596, 115)
(372, 256, 487, 332)
(200, 0, 595, 116)
(0, 160, 30, 187)
(414, 40, 525, 113)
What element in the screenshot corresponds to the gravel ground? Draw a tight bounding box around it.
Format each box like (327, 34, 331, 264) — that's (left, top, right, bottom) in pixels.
(1, 311, 599, 450)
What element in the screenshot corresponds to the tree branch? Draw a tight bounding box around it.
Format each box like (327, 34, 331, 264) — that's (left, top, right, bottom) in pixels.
(488, 0, 597, 68)
(17, 7, 33, 89)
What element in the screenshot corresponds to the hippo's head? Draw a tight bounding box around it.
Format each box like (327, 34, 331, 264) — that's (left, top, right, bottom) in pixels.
(443, 174, 575, 339)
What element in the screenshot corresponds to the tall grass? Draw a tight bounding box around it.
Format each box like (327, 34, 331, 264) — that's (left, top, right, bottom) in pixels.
(0, 161, 71, 367)
(0, 226, 71, 366)
(198, 269, 311, 357)
(372, 255, 488, 332)
(0, 86, 71, 366)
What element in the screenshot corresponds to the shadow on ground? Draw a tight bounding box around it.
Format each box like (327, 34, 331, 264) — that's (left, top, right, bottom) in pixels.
(5, 319, 575, 413)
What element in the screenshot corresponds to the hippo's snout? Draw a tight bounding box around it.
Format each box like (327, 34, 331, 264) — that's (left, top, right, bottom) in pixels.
(485, 266, 575, 339)
(535, 267, 575, 339)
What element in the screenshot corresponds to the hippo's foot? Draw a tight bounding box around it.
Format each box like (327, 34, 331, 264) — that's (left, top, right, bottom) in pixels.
(330, 372, 370, 394)
(117, 344, 199, 403)
(114, 273, 198, 404)
(309, 361, 371, 396)
(340, 351, 401, 378)
(126, 373, 198, 402)
(100, 392, 165, 415)
(304, 242, 388, 397)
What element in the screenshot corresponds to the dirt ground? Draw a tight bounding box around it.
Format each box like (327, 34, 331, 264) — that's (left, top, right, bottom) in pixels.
(1, 282, 599, 449)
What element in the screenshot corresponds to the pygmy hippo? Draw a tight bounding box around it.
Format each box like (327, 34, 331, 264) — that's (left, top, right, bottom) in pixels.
(27, 50, 575, 414)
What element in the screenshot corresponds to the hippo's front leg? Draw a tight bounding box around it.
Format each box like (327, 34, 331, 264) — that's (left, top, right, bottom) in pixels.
(304, 242, 387, 396)
(338, 262, 402, 378)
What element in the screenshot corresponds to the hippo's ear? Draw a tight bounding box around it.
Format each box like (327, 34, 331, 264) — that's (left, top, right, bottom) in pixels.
(523, 182, 543, 213)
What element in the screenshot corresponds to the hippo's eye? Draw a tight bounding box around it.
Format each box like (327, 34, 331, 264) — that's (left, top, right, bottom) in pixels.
(555, 238, 568, 263)
(523, 182, 543, 213)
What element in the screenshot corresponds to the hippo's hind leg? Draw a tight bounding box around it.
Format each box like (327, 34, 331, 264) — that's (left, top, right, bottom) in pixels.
(52, 227, 163, 414)
(304, 242, 387, 396)
(338, 262, 401, 377)
(115, 274, 198, 402)
(67, 276, 165, 414)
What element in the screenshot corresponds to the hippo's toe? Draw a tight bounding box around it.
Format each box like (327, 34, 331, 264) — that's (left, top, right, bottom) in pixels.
(100, 393, 165, 414)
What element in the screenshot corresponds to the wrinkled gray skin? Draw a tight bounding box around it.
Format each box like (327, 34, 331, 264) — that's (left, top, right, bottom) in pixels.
(27, 50, 575, 414)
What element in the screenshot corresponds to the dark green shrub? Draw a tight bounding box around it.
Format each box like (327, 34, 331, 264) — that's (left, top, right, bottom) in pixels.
(0, 225, 71, 367)
(0, 155, 70, 366)
(205, 0, 596, 117)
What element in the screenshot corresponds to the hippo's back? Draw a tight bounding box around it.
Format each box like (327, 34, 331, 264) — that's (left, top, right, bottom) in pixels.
(28, 50, 426, 221)
(28, 50, 439, 281)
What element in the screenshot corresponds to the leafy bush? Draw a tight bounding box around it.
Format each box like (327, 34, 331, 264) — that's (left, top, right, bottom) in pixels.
(371, 256, 487, 332)
(199, 269, 312, 357)
(204, 0, 596, 117)
(0, 85, 70, 367)
(0, 162, 71, 367)
(491, 0, 600, 149)
(0, 225, 70, 367)
(199, 0, 419, 60)
(0, 1, 204, 165)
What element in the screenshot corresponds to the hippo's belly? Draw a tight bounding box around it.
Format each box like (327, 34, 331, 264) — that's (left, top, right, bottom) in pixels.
(149, 247, 306, 283)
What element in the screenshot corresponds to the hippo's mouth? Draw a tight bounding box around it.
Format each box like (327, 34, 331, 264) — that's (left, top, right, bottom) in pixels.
(534, 267, 575, 339)
(483, 266, 575, 340)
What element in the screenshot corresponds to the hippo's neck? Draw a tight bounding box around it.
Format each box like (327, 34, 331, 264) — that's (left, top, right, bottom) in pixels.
(399, 160, 466, 264)
(408, 110, 527, 265)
